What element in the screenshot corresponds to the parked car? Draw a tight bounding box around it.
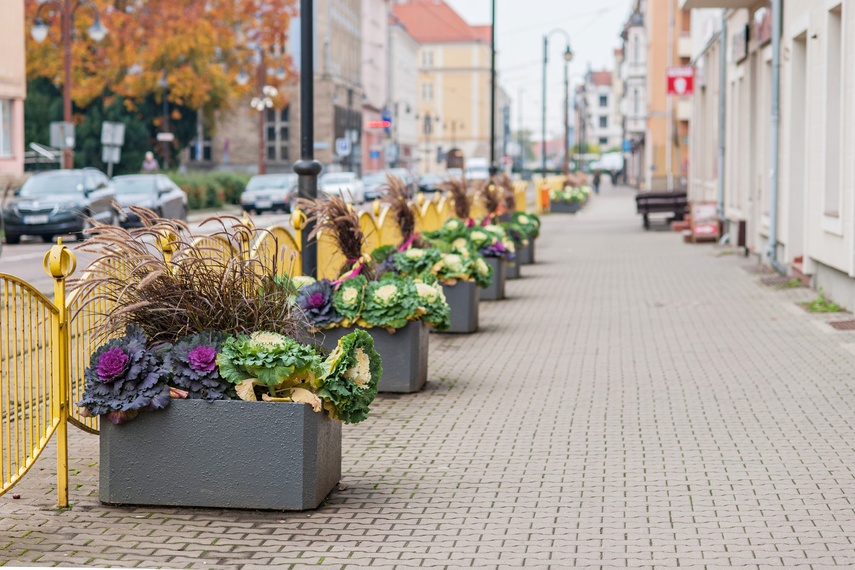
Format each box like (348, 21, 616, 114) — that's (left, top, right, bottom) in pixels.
(240, 173, 298, 214)
(112, 174, 188, 227)
(464, 158, 490, 182)
(418, 173, 447, 193)
(319, 172, 365, 204)
(386, 168, 418, 196)
(362, 171, 389, 201)
(1, 169, 118, 244)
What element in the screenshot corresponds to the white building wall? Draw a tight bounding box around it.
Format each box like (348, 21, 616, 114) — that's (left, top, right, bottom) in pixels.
(389, 20, 419, 167)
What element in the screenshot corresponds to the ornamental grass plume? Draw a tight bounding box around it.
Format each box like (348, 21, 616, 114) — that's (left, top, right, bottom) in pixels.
(478, 179, 503, 218)
(70, 207, 302, 345)
(497, 173, 517, 214)
(381, 175, 423, 248)
(298, 195, 374, 279)
(442, 177, 472, 220)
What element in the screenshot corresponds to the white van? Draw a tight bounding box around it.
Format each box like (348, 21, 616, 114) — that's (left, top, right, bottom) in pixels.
(464, 157, 490, 181)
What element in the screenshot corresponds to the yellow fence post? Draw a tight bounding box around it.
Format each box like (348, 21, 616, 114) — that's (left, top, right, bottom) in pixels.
(42, 238, 76, 508)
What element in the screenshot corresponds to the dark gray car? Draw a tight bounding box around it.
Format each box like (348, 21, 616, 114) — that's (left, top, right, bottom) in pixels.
(113, 174, 188, 227)
(2, 169, 118, 244)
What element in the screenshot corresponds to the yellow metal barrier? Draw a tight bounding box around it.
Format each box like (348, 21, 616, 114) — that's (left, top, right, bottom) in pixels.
(0, 240, 75, 507)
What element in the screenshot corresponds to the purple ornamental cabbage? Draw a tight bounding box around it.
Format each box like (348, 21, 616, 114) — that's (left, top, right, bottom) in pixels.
(162, 331, 235, 401)
(480, 240, 515, 261)
(296, 279, 343, 328)
(77, 325, 171, 424)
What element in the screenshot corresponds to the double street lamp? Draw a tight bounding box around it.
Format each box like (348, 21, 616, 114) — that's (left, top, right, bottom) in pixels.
(238, 53, 282, 176)
(541, 30, 573, 178)
(31, 0, 108, 169)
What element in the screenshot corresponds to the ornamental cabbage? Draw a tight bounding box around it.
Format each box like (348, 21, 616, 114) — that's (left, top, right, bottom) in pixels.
(333, 275, 367, 321)
(317, 329, 381, 424)
(296, 279, 343, 328)
(163, 331, 236, 401)
(392, 247, 442, 277)
(361, 274, 420, 329)
(217, 331, 324, 390)
(511, 211, 540, 238)
(414, 276, 450, 330)
(77, 325, 171, 424)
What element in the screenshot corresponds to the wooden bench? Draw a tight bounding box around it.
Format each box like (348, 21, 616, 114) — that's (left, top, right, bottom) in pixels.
(635, 191, 689, 230)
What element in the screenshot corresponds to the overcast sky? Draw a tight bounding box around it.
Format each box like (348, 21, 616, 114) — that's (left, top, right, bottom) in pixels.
(445, 0, 632, 141)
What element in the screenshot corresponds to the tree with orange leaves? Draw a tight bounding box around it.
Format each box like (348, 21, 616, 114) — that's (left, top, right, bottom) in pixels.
(25, 0, 297, 158)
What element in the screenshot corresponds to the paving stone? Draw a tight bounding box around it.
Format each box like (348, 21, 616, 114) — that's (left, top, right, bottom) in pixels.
(6, 187, 855, 567)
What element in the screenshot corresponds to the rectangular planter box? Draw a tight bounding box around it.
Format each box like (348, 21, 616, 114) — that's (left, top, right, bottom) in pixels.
(480, 256, 507, 301)
(439, 280, 479, 334)
(506, 257, 521, 279)
(518, 240, 535, 265)
(550, 200, 581, 214)
(315, 322, 428, 393)
(100, 399, 341, 511)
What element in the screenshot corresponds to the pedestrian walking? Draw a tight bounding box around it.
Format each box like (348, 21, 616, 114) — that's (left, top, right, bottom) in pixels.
(610, 169, 618, 186)
(141, 151, 159, 173)
(592, 170, 601, 195)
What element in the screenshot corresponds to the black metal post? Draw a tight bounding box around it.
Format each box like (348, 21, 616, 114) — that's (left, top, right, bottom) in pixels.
(541, 36, 547, 180)
(162, 87, 170, 170)
(294, 0, 321, 278)
(489, 0, 497, 175)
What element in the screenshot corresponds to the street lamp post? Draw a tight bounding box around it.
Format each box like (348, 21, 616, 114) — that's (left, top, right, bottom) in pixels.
(294, 0, 321, 277)
(157, 72, 170, 170)
(489, 0, 497, 175)
(31, 0, 107, 169)
(541, 29, 573, 180)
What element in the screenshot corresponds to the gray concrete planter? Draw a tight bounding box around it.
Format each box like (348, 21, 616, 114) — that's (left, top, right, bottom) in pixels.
(315, 322, 428, 393)
(439, 280, 479, 334)
(100, 399, 341, 511)
(550, 201, 581, 214)
(480, 257, 507, 301)
(518, 240, 535, 265)
(506, 257, 521, 280)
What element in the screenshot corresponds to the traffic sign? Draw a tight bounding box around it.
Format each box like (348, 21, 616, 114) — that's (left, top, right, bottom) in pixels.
(667, 66, 695, 96)
(49, 122, 75, 150)
(156, 132, 175, 142)
(335, 137, 352, 157)
(101, 121, 126, 146)
(101, 145, 121, 164)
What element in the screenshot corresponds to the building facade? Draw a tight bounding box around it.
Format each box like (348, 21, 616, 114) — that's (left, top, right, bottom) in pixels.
(361, 0, 390, 174)
(207, 0, 363, 174)
(684, 0, 855, 310)
(0, 0, 26, 177)
(645, 0, 692, 191)
(620, 3, 647, 188)
(388, 14, 419, 171)
(392, 0, 496, 175)
(585, 70, 621, 151)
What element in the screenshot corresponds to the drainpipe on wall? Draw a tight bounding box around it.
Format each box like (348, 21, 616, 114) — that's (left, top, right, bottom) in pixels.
(766, 0, 786, 274)
(717, 10, 726, 224)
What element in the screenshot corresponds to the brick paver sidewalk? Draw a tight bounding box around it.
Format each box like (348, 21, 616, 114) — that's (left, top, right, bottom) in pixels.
(4, 186, 855, 568)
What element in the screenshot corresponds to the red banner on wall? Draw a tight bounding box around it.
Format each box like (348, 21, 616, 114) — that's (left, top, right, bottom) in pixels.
(667, 67, 695, 96)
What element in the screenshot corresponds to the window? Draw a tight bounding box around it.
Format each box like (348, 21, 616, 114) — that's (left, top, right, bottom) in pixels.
(189, 136, 212, 161)
(599, 95, 608, 107)
(0, 100, 11, 157)
(599, 137, 608, 146)
(265, 106, 290, 162)
(421, 83, 433, 102)
(599, 116, 608, 128)
(421, 50, 433, 68)
(633, 36, 640, 63)
(825, 5, 843, 216)
(633, 88, 639, 115)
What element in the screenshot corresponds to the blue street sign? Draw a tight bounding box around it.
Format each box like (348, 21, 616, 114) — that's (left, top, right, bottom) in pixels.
(335, 137, 352, 157)
(622, 139, 632, 152)
(381, 108, 392, 134)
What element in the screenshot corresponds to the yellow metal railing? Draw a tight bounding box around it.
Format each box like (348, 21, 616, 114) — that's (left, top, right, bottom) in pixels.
(0, 240, 75, 506)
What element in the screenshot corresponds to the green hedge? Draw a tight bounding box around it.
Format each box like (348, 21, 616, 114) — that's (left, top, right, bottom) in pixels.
(167, 171, 252, 210)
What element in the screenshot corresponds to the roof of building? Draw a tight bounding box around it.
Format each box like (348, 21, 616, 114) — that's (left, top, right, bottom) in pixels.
(391, 0, 489, 44)
(589, 71, 612, 87)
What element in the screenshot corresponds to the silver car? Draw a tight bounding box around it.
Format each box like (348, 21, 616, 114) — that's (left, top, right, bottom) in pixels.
(319, 172, 365, 204)
(241, 174, 298, 214)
